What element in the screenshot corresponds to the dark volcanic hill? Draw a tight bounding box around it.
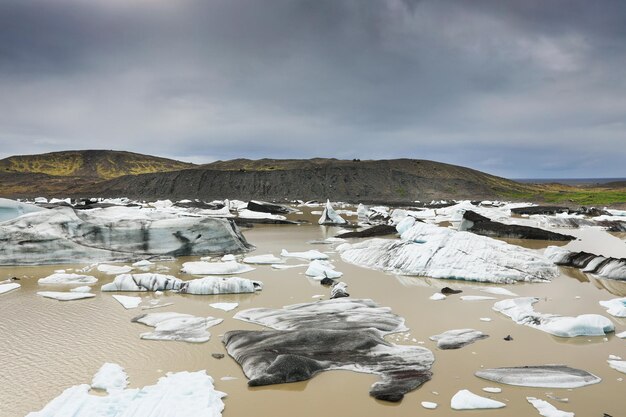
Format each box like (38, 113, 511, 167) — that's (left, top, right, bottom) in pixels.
(72, 158, 534, 203)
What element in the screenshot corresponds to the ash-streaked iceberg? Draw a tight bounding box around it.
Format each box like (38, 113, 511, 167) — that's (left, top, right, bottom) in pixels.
(181, 260, 255, 275)
(132, 312, 223, 343)
(493, 297, 614, 337)
(38, 273, 98, 285)
(450, 389, 506, 410)
(0, 204, 254, 265)
(545, 247, 626, 281)
(475, 365, 601, 388)
(0, 197, 44, 222)
(102, 273, 262, 295)
(101, 273, 182, 292)
(26, 369, 225, 417)
(429, 329, 489, 350)
(225, 298, 434, 402)
(338, 221, 557, 283)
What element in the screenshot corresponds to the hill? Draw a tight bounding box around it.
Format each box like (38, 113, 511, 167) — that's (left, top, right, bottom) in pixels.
(0, 150, 194, 180)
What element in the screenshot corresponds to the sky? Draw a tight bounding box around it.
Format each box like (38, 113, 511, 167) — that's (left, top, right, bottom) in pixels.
(1, 0, 625, 178)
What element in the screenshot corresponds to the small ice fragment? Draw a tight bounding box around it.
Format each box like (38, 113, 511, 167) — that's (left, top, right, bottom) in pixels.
(112, 295, 142, 309)
(429, 293, 446, 301)
(482, 387, 502, 393)
(421, 401, 437, 409)
(451, 389, 506, 410)
(480, 318, 492, 322)
(209, 302, 239, 312)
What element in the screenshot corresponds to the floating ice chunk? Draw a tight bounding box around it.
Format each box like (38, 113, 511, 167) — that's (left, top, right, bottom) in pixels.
(330, 282, 349, 299)
(91, 363, 128, 393)
(132, 259, 154, 267)
(97, 264, 133, 275)
(475, 365, 601, 388)
(112, 295, 142, 309)
(238, 209, 286, 221)
(617, 331, 626, 338)
(181, 260, 255, 275)
(608, 359, 626, 374)
(28, 369, 226, 417)
(429, 293, 446, 301)
(493, 297, 614, 337)
(243, 254, 284, 264)
(450, 389, 505, 410)
(429, 329, 488, 349)
(280, 249, 329, 260)
(37, 291, 96, 301)
(421, 401, 437, 409)
(38, 273, 98, 285)
(70, 286, 92, 293)
(210, 302, 239, 312)
(132, 312, 223, 343)
(305, 260, 343, 279)
(545, 247, 626, 280)
(482, 387, 501, 393)
(461, 296, 497, 301)
(318, 200, 348, 225)
(480, 287, 519, 297)
(480, 318, 492, 322)
(271, 263, 308, 269)
(338, 222, 557, 283)
(0, 282, 20, 295)
(101, 273, 182, 292)
(183, 276, 262, 295)
(526, 397, 574, 417)
(599, 297, 626, 318)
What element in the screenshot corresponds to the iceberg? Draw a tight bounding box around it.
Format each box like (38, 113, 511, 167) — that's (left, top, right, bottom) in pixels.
(493, 297, 614, 337)
(318, 200, 348, 225)
(526, 397, 574, 417)
(225, 298, 434, 402)
(209, 302, 239, 312)
(608, 359, 626, 374)
(37, 291, 96, 301)
(0, 197, 44, 222)
(132, 312, 223, 343)
(545, 247, 626, 281)
(421, 401, 438, 409)
(475, 365, 601, 388)
(101, 273, 263, 295)
(38, 273, 98, 285)
(243, 254, 284, 264)
(112, 295, 142, 309)
(305, 260, 343, 279)
(181, 261, 255, 275)
(26, 369, 225, 417)
(280, 249, 329, 260)
(70, 286, 92, 293)
(91, 363, 128, 393)
(330, 281, 349, 299)
(0, 204, 254, 265)
(599, 297, 626, 318)
(338, 221, 558, 283)
(450, 389, 506, 410)
(0, 282, 20, 295)
(429, 329, 489, 350)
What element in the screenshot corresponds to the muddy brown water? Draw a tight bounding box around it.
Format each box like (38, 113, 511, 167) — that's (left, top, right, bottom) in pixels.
(1, 211, 625, 417)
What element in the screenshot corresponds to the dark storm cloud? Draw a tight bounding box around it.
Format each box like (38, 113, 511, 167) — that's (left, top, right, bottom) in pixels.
(0, 0, 625, 177)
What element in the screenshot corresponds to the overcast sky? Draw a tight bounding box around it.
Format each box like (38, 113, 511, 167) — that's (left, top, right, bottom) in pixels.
(1, 0, 625, 178)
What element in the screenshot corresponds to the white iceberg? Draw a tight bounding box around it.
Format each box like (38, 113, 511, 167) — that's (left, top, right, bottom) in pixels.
(450, 389, 505, 410)
(305, 260, 343, 279)
(421, 401, 437, 409)
(38, 273, 98, 285)
(70, 286, 92, 293)
(209, 302, 239, 312)
(599, 297, 626, 318)
(112, 295, 142, 309)
(280, 249, 329, 260)
(132, 312, 223, 343)
(617, 331, 626, 338)
(429, 293, 446, 301)
(338, 221, 557, 283)
(243, 254, 284, 264)
(493, 297, 614, 337)
(98, 264, 133, 275)
(0, 282, 20, 295)
(608, 359, 626, 374)
(476, 365, 601, 388)
(237, 209, 286, 221)
(181, 261, 255, 275)
(482, 387, 502, 393)
(91, 363, 128, 393)
(318, 200, 348, 225)
(37, 291, 96, 301)
(526, 397, 574, 417)
(27, 369, 225, 417)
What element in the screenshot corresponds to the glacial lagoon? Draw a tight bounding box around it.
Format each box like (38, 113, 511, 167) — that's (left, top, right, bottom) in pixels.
(1, 201, 625, 416)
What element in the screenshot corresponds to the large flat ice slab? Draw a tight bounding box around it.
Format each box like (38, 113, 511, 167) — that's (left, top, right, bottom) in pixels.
(0, 282, 20, 295)
(338, 221, 558, 283)
(0, 204, 253, 265)
(493, 297, 614, 337)
(132, 312, 223, 343)
(526, 397, 574, 417)
(450, 389, 505, 410)
(475, 365, 601, 388)
(37, 291, 96, 301)
(38, 273, 98, 285)
(225, 298, 433, 402)
(27, 369, 225, 417)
